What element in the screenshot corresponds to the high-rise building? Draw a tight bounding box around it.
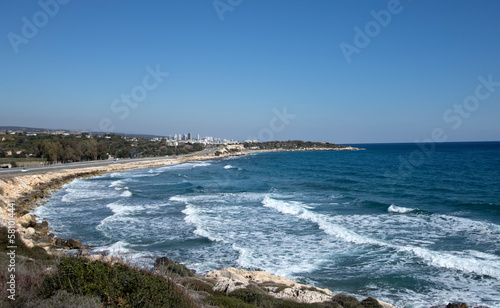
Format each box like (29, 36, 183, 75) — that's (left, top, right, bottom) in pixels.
(188, 133, 192, 140)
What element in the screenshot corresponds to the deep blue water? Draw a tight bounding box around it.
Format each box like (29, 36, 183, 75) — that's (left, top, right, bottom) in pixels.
(35, 142, 500, 307)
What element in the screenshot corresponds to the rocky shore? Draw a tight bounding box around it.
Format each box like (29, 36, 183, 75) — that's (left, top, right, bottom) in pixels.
(0, 147, 400, 307)
(0, 147, 245, 252)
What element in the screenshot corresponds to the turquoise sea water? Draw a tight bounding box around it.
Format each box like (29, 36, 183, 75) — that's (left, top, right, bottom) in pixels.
(35, 142, 500, 307)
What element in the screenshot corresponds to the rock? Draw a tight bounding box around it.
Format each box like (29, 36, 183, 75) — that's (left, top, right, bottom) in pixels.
(22, 238, 34, 249)
(273, 285, 332, 303)
(205, 268, 248, 283)
(78, 248, 90, 256)
(18, 213, 35, 228)
(377, 299, 400, 308)
(205, 267, 333, 304)
(54, 238, 66, 247)
(54, 238, 82, 249)
(50, 249, 65, 258)
(213, 278, 249, 294)
(25, 227, 36, 238)
(35, 220, 51, 233)
(208, 267, 296, 286)
(86, 254, 119, 264)
(35, 234, 55, 246)
(446, 304, 468, 308)
(67, 238, 82, 249)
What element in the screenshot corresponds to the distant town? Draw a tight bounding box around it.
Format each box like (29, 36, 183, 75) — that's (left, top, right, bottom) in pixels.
(0, 126, 256, 168)
(0, 126, 255, 146)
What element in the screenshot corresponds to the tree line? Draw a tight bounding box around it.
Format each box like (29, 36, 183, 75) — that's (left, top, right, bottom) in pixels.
(0, 134, 204, 164)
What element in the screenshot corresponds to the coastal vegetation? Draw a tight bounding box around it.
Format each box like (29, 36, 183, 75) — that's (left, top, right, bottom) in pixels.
(0, 133, 204, 165)
(0, 226, 384, 307)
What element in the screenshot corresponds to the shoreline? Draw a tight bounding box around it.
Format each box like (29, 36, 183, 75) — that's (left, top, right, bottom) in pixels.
(0, 147, 246, 247)
(0, 147, 398, 307)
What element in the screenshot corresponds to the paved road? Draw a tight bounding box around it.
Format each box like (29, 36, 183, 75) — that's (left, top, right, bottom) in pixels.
(0, 148, 219, 177)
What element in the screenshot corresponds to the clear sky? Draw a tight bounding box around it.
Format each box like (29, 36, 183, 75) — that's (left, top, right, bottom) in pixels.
(1, 0, 499, 143)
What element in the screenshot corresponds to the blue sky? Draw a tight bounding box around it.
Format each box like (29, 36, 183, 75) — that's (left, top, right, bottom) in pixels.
(1, 0, 499, 143)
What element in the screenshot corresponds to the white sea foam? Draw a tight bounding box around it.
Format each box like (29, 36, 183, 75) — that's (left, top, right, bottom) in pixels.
(105, 240, 131, 253)
(262, 195, 500, 279)
(181, 203, 225, 242)
(262, 195, 385, 247)
(193, 162, 212, 167)
(402, 246, 500, 278)
(109, 180, 125, 188)
(388, 204, 417, 214)
(61, 187, 112, 202)
(106, 202, 136, 215)
(223, 164, 242, 170)
(170, 192, 265, 204)
(93, 241, 148, 261)
(160, 161, 212, 171)
(173, 192, 330, 277)
(121, 190, 132, 197)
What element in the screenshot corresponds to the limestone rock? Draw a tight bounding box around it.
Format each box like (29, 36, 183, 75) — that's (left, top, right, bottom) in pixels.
(18, 213, 35, 228)
(205, 268, 248, 283)
(54, 238, 82, 249)
(273, 285, 332, 303)
(22, 238, 34, 249)
(377, 299, 400, 308)
(25, 227, 36, 238)
(206, 267, 333, 304)
(212, 278, 249, 294)
(67, 238, 82, 249)
(35, 234, 55, 247)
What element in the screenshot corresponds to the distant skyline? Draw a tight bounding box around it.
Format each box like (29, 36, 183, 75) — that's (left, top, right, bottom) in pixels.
(1, 1, 499, 144)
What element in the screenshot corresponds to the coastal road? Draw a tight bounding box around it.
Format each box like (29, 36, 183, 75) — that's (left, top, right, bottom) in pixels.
(0, 148, 219, 177)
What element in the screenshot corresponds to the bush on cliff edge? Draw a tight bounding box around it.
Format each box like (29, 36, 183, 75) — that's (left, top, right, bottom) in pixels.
(40, 257, 197, 307)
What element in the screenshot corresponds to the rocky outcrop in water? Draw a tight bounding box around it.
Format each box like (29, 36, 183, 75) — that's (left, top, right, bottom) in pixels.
(207, 267, 330, 304)
(205, 267, 401, 307)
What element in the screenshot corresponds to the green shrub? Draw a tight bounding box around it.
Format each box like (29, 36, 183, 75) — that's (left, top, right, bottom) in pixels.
(360, 297, 382, 308)
(229, 285, 279, 308)
(277, 300, 328, 308)
(35, 290, 101, 308)
(41, 257, 196, 308)
(0, 226, 53, 260)
(205, 295, 257, 307)
(181, 277, 216, 294)
(155, 256, 194, 277)
(330, 294, 362, 308)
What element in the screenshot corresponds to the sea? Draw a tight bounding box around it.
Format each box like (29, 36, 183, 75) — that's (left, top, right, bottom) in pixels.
(34, 142, 500, 308)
